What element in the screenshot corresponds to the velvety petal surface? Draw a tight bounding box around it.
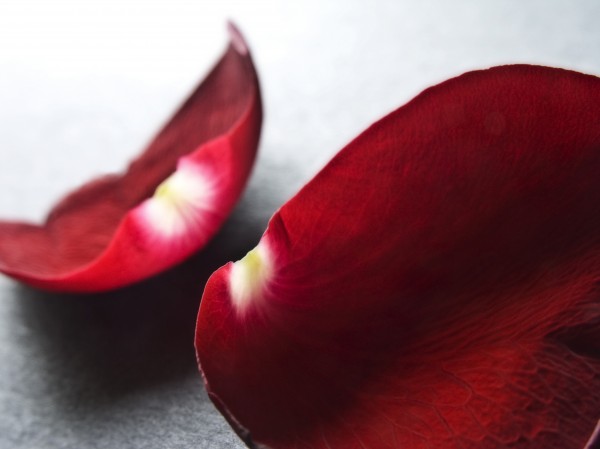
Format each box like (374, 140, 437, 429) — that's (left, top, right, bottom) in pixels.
(0, 23, 261, 292)
(196, 65, 600, 448)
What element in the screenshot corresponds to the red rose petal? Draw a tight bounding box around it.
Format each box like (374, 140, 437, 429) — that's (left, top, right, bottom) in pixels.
(196, 65, 600, 448)
(0, 23, 261, 292)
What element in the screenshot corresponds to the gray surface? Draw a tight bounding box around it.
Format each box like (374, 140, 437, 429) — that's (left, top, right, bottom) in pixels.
(0, 1, 599, 448)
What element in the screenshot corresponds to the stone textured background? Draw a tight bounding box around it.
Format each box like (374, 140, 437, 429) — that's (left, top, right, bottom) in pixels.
(0, 1, 599, 447)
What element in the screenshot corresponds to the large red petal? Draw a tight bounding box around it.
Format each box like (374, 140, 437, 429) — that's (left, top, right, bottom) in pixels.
(196, 65, 600, 448)
(0, 23, 261, 292)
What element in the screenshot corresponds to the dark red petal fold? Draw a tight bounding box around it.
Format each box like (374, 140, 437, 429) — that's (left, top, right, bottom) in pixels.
(0, 23, 261, 292)
(196, 65, 600, 448)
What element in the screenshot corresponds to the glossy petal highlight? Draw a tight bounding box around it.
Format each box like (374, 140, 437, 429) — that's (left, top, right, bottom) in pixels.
(0, 23, 262, 292)
(196, 66, 600, 448)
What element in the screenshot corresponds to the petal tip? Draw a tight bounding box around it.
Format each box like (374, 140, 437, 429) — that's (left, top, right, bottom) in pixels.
(227, 21, 249, 56)
(229, 240, 273, 312)
(137, 161, 216, 238)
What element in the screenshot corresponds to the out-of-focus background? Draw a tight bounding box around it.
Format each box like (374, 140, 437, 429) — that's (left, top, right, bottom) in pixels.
(0, 1, 598, 448)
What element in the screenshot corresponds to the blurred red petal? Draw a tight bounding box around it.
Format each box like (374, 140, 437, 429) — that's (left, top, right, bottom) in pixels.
(196, 65, 600, 448)
(0, 23, 261, 292)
